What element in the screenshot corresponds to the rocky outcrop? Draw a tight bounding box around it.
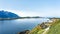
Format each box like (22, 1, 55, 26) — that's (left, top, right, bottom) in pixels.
(18, 30, 30, 34)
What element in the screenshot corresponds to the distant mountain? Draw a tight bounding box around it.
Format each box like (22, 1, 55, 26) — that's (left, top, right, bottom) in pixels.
(0, 10, 19, 18)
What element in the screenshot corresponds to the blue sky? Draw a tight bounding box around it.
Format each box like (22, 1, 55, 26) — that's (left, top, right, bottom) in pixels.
(0, 0, 60, 17)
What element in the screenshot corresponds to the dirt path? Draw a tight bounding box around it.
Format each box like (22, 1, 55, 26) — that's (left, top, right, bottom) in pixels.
(42, 26, 50, 34)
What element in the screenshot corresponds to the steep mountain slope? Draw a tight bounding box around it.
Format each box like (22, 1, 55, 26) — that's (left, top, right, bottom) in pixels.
(0, 10, 19, 18)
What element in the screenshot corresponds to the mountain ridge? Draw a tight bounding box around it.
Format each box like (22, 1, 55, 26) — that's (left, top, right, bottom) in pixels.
(0, 10, 19, 19)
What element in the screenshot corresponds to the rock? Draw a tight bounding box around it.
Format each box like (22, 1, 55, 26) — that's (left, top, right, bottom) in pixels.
(18, 30, 30, 34)
(40, 23, 48, 29)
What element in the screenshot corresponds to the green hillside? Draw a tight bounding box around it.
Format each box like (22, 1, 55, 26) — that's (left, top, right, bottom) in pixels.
(28, 25, 45, 34)
(28, 22, 49, 34)
(28, 19, 60, 34)
(47, 19, 60, 34)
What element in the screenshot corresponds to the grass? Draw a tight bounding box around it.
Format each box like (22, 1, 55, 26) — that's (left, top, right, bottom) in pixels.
(28, 25, 45, 34)
(37, 29, 44, 34)
(46, 19, 60, 34)
(28, 22, 49, 34)
(28, 19, 60, 34)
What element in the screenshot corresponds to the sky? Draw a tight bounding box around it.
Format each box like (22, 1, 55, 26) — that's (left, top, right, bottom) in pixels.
(0, 0, 60, 17)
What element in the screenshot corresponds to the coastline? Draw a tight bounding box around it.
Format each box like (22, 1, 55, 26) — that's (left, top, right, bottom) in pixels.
(18, 18, 60, 34)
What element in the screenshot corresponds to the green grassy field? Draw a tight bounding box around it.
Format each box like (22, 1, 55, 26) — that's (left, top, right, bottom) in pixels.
(47, 19, 60, 34)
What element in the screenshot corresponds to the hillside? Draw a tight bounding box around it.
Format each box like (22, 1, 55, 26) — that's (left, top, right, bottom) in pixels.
(0, 10, 19, 19)
(28, 19, 60, 34)
(46, 19, 60, 34)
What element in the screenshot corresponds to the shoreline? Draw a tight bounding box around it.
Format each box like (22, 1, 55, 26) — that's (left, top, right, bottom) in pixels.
(18, 18, 59, 34)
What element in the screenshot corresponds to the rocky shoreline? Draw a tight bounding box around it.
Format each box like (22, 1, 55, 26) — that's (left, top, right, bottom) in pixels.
(18, 30, 30, 34)
(18, 18, 59, 34)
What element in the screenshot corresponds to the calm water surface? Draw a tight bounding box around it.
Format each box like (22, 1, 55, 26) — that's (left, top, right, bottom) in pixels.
(0, 18, 49, 34)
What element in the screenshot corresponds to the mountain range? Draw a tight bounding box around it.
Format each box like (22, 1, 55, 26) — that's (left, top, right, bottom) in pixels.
(0, 10, 19, 18)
